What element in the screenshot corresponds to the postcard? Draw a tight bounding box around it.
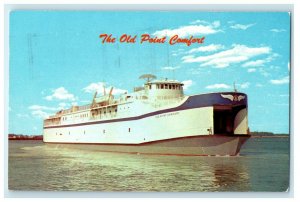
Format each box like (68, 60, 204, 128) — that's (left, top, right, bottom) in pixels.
(8, 10, 290, 192)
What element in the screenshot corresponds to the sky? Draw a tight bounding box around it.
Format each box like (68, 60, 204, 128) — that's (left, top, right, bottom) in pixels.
(8, 11, 290, 135)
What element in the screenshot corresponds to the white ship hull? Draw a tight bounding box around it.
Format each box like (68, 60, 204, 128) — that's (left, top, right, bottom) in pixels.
(43, 92, 250, 156)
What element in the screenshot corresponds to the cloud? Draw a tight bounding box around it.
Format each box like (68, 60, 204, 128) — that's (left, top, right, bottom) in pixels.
(83, 82, 127, 95)
(188, 44, 224, 54)
(205, 84, 231, 89)
(256, 83, 263, 87)
(153, 21, 221, 37)
(190, 20, 210, 25)
(182, 44, 271, 68)
(239, 82, 250, 89)
(71, 102, 78, 106)
(247, 68, 256, 73)
(230, 23, 255, 30)
(58, 102, 68, 109)
(270, 29, 286, 33)
(258, 68, 270, 77)
(17, 114, 30, 118)
(242, 54, 277, 68)
(83, 82, 105, 93)
(31, 110, 49, 119)
(28, 105, 58, 111)
(161, 66, 180, 70)
(29, 105, 57, 119)
(270, 76, 289, 85)
(182, 80, 193, 90)
(242, 59, 266, 67)
(45, 87, 76, 101)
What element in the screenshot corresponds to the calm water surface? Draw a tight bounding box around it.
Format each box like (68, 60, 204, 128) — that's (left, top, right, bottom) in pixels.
(8, 137, 289, 192)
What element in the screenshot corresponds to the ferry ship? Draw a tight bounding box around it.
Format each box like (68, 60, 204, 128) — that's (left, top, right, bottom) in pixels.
(43, 74, 250, 156)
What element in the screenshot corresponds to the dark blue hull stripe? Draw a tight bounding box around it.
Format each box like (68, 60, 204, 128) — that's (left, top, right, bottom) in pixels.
(44, 92, 247, 129)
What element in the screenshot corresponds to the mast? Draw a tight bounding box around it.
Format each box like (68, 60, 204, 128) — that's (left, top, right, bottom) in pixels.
(139, 74, 157, 83)
(103, 83, 106, 96)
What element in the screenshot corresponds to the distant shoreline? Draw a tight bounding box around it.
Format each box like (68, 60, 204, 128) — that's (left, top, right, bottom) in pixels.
(8, 135, 43, 141)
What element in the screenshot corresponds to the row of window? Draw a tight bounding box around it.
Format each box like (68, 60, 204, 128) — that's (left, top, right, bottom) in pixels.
(62, 113, 89, 121)
(148, 84, 182, 90)
(92, 108, 118, 116)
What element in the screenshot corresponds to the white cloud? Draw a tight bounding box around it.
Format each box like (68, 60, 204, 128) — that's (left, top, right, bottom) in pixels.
(270, 29, 286, 33)
(17, 113, 30, 118)
(182, 44, 271, 68)
(205, 84, 231, 89)
(182, 80, 193, 90)
(188, 44, 224, 54)
(153, 21, 221, 37)
(28, 105, 58, 111)
(247, 68, 256, 73)
(190, 20, 209, 25)
(71, 102, 78, 106)
(256, 83, 263, 87)
(242, 54, 277, 68)
(270, 76, 289, 85)
(242, 59, 266, 67)
(58, 102, 68, 109)
(83, 82, 127, 95)
(230, 23, 255, 30)
(161, 66, 180, 70)
(259, 68, 270, 77)
(45, 87, 76, 101)
(29, 104, 73, 119)
(83, 82, 105, 93)
(239, 82, 250, 89)
(31, 110, 49, 119)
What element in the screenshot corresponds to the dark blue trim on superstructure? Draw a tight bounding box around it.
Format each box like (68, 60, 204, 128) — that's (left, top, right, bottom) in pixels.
(44, 92, 247, 129)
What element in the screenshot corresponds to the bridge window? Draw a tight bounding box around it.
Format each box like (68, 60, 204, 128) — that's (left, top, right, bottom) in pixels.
(165, 84, 168, 89)
(172, 84, 175, 89)
(161, 84, 164, 89)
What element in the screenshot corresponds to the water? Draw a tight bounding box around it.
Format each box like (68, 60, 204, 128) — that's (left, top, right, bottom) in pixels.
(8, 137, 290, 192)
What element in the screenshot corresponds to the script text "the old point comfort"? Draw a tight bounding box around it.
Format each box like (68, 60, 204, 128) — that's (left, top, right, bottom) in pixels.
(99, 34, 205, 47)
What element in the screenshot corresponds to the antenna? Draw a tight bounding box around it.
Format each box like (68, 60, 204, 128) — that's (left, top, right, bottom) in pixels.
(103, 83, 106, 96)
(139, 74, 157, 83)
(233, 82, 237, 92)
(91, 91, 98, 107)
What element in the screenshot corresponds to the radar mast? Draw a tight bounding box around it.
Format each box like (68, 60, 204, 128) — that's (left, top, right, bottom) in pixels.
(139, 74, 157, 83)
